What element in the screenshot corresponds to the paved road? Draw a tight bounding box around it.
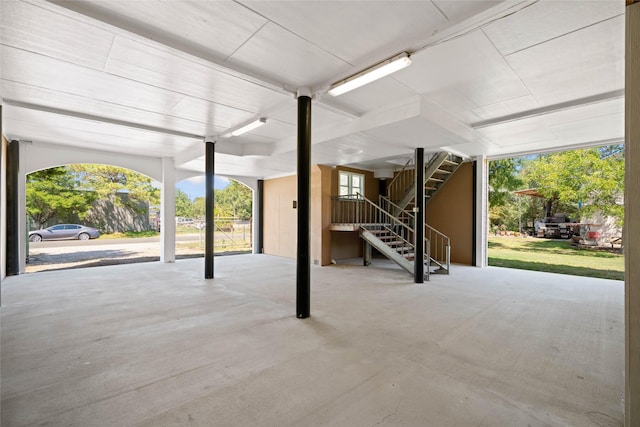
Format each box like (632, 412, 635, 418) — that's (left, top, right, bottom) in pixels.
(26, 234, 251, 273)
(29, 234, 204, 248)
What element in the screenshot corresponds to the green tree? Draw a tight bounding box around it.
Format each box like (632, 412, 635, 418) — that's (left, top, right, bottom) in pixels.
(215, 181, 252, 219)
(26, 167, 96, 228)
(69, 164, 160, 212)
(175, 189, 194, 218)
(488, 158, 525, 231)
(192, 197, 206, 219)
(522, 145, 624, 224)
(489, 158, 523, 208)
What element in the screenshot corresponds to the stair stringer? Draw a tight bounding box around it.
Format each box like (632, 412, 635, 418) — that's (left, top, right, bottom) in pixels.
(360, 227, 417, 277)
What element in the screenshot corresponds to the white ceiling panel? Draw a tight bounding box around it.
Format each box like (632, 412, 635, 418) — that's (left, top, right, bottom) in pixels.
(5, 107, 198, 148)
(272, 104, 353, 131)
(485, 139, 563, 157)
(239, 119, 295, 142)
(241, 1, 446, 65)
(483, 1, 624, 56)
(542, 98, 624, 127)
(0, 0, 113, 70)
(476, 117, 556, 147)
(547, 113, 624, 145)
(505, 15, 625, 105)
(90, 102, 210, 136)
(2, 46, 185, 114)
(433, 1, 502, 22)
(105, 36, 290, 112)
(224, 22, 351, 88)
(6, 117, 183, 158)
(322, 78, 417, 115)
(169, 97, 255, 132)
(1, 80, 95, 112)
(394, 30, 530, 108)
(456, 94, 541, 123)
(441, 139, 493, 158)
(363, 116, 463, 149)
(53, 0, 268, 60)
(1, 80, 210, 137)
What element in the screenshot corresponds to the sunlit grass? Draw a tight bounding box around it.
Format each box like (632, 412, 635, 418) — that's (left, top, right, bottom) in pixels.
(100, 230, 159, 239)
(488, 236, 624, 281)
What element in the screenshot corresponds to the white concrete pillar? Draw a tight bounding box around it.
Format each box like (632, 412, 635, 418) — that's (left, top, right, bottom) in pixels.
(160, 157, 176, 263)
(474, 155, 488, 268)
(626, 2, 640, 424)
(252, 183, 260, 254)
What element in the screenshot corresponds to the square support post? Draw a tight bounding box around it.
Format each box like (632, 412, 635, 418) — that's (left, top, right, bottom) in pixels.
(256, 179, 264, 254)
(626, 2, 640, 423)
(473, 155, 488, 267)
(6, 140, 20, 276)
(205, 141, 215, 279)
(414, 147, 424, 283)
(160, 157, 176, 263)
(297, 90, 311, 318)
(363, 240, 372, 266)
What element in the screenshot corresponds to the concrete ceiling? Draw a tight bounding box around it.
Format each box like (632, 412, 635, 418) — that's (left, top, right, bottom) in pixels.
(0, 0, 626, 179)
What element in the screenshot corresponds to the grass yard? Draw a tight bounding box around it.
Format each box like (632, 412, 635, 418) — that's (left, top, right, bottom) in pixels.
(488, 236, 624, 281)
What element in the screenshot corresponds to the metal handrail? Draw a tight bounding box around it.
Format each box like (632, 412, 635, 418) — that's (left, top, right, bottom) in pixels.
(386, 157, 414, 204)
(380, 196, 449, 273)
(332, 194, 412, 234)
(379, 195, 414, 226)
(425, 224, 450, 273)
(332, 193, 435, 279)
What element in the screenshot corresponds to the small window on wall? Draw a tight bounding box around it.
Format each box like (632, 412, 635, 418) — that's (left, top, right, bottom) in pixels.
(339, 171, 365, 197)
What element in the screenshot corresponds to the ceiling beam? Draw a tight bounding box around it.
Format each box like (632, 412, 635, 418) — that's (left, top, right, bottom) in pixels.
(4, 99, 204, 140)
(470, 89, 625, 129)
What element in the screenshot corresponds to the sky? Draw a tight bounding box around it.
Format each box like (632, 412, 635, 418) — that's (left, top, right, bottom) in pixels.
(176, 175, 229, 200)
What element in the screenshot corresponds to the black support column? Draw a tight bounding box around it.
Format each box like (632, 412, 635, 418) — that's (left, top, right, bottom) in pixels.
(257, 179, 264, 253)
(205, 141, 215, 279)
(414, 147, 424, 283)
(297, 91, 311, 318)
(6, 140, 20, 276)
(378, 178, 387, 197)
(472, 160, 478, 266)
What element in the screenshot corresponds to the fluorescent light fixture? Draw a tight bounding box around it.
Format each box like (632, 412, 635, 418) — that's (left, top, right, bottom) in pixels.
(328, 52, 412, 97)
(222, 118, 267, 138)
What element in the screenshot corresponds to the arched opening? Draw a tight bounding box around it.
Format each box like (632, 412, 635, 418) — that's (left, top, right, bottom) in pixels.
(26, 163, 160, 272)
(175, 176, 253, 256)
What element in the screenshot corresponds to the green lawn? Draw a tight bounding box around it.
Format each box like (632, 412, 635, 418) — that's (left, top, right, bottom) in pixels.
(488, 236, 624, 281)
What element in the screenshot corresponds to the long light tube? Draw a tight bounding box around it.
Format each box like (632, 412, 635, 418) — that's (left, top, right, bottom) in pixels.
(328, 52, 412, 97)
(222, 118, 267, 138)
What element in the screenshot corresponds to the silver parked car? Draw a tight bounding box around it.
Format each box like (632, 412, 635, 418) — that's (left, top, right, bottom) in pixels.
(29, 224, 101, 242)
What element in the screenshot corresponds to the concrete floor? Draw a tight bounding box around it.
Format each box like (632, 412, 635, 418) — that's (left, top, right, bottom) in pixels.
(1, 255, 624, 426)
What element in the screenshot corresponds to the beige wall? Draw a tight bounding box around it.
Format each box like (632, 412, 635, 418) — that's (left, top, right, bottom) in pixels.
(626, 3, 640, 423)
(263, 165, 333, 265)
(426, 162, 474, 265)
(311, 165, 333, 266)
(263, 174, 297, 259)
